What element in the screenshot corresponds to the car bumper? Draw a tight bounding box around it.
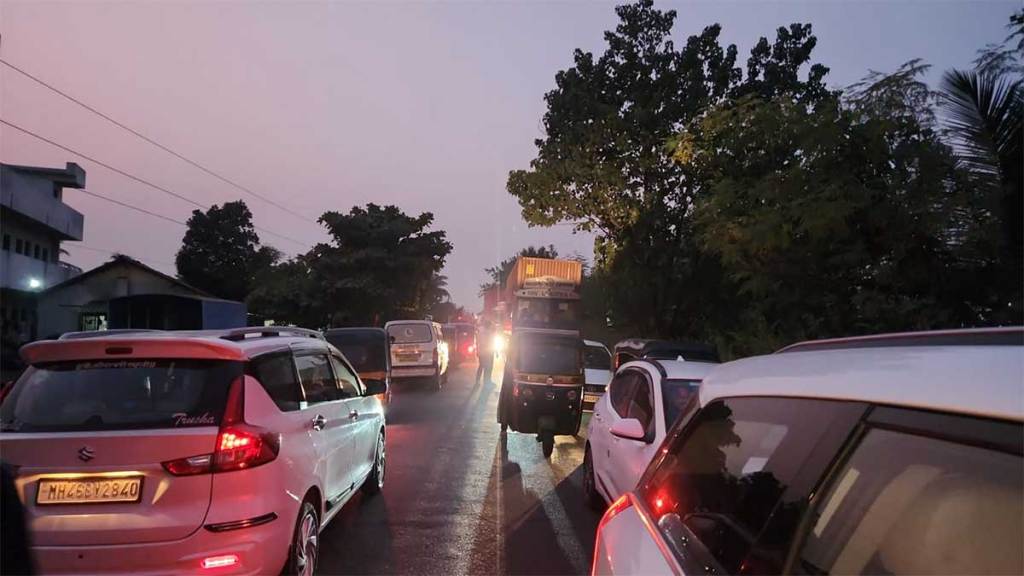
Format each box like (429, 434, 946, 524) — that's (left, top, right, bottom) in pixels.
(391, 365, 437, 378)
(33, 513, 291, 575)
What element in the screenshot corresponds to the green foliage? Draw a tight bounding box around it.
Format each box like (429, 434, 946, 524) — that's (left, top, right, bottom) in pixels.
(175, 200, 280, 301)
(249, 204, 453, 328)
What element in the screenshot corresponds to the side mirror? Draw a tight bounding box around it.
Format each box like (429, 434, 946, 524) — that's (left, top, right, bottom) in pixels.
(363, 378, 388, 396)
(610, 418, 647, 441)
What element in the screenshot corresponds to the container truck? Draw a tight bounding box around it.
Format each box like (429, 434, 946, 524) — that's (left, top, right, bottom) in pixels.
(502, 257, 582, 332)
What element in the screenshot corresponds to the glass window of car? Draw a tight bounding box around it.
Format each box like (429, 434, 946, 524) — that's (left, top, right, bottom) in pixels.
(329, 355, 362, 399)
(661, 379, 700, 430)
(797, 427, 1023, 576)
(608, 371, 639, 417)
(250, 353, 301, 411)
(639, 397, 858, 575)
(389, 323, 432, 344)
(326, 332, 387, 373)
(626, 373, 655, 439)
(584, 345, 611, 370)
(294, 353, 338, 405)
(515, 334, 580, 375)
(0, 360, 241, 432)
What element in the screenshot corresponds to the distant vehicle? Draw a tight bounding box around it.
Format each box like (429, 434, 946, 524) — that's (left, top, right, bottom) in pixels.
(582, 340, 613, 410)
(386, 320, 449, 390)
(443, 322, 477, 364)
(583, 358, 714, 510)
(0, 327, 388, 576)
(592, 328, 1023, 576)
(324, 327, 392, 408)
(612, 338, 719, 369)
(498, 257, 585, 457)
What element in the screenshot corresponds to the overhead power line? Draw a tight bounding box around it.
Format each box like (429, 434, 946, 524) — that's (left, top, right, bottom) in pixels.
(0, 119, 311, 248)
(76, 188, 187, 227)
(0, 58, 318, 225)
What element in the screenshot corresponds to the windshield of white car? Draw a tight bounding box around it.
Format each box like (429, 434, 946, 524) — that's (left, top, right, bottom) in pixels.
(388, 324, 433, 344)
(662, 379, 701, 429)
(584, 345, 611, 370)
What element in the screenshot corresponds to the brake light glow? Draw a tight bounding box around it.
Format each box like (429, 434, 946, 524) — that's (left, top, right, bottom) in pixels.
(201, 554, 239, 569)
(593, 494, 634, 574)
(162, 377, 279, 476)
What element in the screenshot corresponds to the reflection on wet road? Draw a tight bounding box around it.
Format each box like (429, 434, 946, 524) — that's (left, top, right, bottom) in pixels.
(318, 359, 602, 575)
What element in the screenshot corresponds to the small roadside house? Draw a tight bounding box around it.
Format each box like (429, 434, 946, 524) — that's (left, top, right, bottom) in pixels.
(36, 255, 246, 337)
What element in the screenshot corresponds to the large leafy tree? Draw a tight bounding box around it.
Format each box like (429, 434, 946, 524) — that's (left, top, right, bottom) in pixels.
(939, 10, 1023, 322)
(507, 0, 832, 344)
(311, 204, 452, 326)
(175, 200, 280, 301)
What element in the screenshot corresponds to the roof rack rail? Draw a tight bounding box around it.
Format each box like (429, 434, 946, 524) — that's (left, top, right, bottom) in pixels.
(776, 326, 1023, 354)
(219, 326, 325, 342)
(58, 329, 164, 340)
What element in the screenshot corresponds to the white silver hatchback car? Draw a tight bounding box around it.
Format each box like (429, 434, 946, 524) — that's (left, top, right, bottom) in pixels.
(0, 327, 386, 575)
(592, 328, 1023, 576)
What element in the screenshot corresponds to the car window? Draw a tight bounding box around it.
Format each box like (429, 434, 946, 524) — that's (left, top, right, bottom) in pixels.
(639, 397, 860, 575)
(661, 379, 700, 430)
(626, 373, 654, 439)
(294, 353, 339, 405)
(329, 355, 362, 399)
(389, 323, 432, 344)
(0, 360, 241, 432)
(514, 334, 580, 375)
(325, 332, 387, 373)
(796, 428, 1022, 576)
(584, 345, 611, 370)
(250, 353, 301, 412)
(608, 371, 639, 417)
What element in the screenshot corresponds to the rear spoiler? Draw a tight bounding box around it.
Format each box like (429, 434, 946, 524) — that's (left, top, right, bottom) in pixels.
(20, 338, 247, 365)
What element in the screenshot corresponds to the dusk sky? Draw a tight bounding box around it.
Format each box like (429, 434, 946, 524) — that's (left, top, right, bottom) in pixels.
(1, 0, 1017, 309)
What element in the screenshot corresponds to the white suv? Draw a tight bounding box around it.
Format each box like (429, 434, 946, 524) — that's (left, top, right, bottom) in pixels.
(0, 327, 386, 575)
(386, 320, 449, 389)
(584, 358, 715, 510)
(593, 328, 1023, 576)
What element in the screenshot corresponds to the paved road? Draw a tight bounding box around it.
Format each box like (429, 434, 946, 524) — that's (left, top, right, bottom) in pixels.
(318, 359, 602, 575)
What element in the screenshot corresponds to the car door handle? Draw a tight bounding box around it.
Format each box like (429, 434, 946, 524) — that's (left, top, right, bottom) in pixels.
(348, 410, 359, 420)
(311, 414, 326, 431)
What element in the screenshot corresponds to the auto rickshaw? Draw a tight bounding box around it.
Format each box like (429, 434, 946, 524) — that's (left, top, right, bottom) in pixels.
(324, 327, 392, 408)
(498, 328, 584, 457)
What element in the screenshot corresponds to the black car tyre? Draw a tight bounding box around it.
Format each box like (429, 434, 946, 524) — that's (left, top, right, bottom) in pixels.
(362, 430, 386, 496)
(284, 500, 319, 576)
(583, 445, 605, 511)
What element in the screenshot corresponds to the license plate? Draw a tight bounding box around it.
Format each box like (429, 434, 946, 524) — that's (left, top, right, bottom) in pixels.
(584, 394, 601, 404)
(37, 477, 143, 505)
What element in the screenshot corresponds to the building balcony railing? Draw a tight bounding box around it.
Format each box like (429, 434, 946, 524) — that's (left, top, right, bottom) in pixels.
(0, 251, 82, 291)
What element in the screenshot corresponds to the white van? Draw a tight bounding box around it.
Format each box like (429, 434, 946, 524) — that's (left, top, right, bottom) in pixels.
(385, 320, 449, 390)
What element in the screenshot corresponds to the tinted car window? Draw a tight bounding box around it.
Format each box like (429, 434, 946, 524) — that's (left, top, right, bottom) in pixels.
(626, 374, 655, 438)
(294, 353, 338, 404)
(608, 371, 639, 417)
(662, 379, 700, 430)
(640, 398, 858, 575)
(329, 355, 362, 399)
(389, 323, 433, 344)
(797, 428, 1023, 576)
(0, 360, 241, 432)
(584, 345, 611, 370)
(250, 353, 301, 412)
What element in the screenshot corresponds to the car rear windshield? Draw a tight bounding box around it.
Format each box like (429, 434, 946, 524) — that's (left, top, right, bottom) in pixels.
(388, 324, 433, 344)
(516, 335, 580, 375)
(0, 359, 242, 433)
(584, 345, 611, 370)
(326, 333, 387, 372)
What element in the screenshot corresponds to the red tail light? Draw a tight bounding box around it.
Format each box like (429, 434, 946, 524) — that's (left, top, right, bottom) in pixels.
(163, 377, 279, 476)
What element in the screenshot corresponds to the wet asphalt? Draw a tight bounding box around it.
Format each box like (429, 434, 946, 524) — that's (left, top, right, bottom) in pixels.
(317, 358, 602, 575)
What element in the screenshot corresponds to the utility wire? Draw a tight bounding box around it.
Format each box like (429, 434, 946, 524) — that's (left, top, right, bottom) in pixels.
(76, 189, 187, 227)
(1, 119, 312, 248)
(0, 58, 318, 225)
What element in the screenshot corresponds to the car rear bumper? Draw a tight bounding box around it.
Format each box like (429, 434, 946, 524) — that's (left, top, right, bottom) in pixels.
(391, 365, 437, 378)
(33, 513, 291, 575)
